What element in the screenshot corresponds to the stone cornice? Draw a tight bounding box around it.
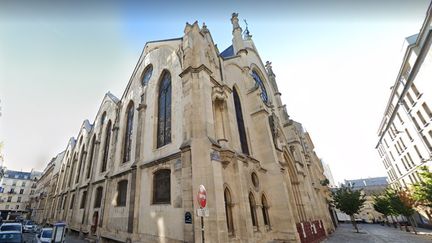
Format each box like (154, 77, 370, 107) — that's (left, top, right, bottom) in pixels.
(139, 151, 182, 169)
(179, 64, 213, 78)
(110, 167, 133, 179)
(250, 107, 270, 117)
(91, 177, 106, 185)
(137, 103, 147, 111)
(179, 140, 191, 152)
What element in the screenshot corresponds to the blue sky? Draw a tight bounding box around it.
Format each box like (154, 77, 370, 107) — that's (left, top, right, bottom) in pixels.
(0, 0, 430, 183)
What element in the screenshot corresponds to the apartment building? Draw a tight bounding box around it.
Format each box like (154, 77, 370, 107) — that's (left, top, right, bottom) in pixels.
(0, 169, 41, 220)
(376, 2, 432, 225)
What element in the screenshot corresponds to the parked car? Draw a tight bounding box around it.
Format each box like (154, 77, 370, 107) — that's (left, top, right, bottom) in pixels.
(0, 231, 24, 242)
(22, 221, 36, 232)
(0, 223, 23, 233)
(35, 228, 52, 243)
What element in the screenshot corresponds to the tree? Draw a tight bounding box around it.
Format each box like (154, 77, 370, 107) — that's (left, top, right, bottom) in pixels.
(373, 195, 391, 226)
(378, 189, 399, 229)
(386, 189, 417, 233)
(332, 185, 366, 233)
(412, 166, 432, 223)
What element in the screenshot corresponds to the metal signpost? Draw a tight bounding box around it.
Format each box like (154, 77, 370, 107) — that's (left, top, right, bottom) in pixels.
(197, 185, 207, 243)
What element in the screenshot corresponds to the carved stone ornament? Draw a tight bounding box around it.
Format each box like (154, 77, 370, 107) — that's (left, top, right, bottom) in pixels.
(231, 13, 240, 30)
(212, 86, 228, 102)
(282, 105, 290, 121)
(265, 61, 275, 77)
(201, 22, 209, 34)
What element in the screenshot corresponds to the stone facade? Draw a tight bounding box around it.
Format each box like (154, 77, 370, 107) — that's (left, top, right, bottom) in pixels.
(0, 169, 41, 220)
(34, 14, 334, 243)
(376, 2, 432, 225)
(30, 151, 64, 224)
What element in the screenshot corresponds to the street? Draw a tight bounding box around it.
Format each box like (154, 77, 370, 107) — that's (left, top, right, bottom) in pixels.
(324, 223, 432, 243)
(23, 231, 88, 243)
(23, 232, 35, 243)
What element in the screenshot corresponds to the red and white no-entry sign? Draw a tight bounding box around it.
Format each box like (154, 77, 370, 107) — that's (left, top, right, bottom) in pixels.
(197, 184, 207, 208)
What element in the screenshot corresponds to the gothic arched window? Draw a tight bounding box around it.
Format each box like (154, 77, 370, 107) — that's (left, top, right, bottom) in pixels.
(123, 102, 134, 163)
(262, 194, 271, 227)
(117, 180, 128, 207)
(157, 72, 172, 148)
(62, 195, 67, 210)
(251, 70, 268, 103)
(68, 154, 77, 187)
(233, 88, 249, 155)
(80, 191, 87, 209)
(224, 188, 234, 235)
(101, 112, 106, 128)
(94, 187, 103, 208)
(75, 146, 86, 183)
(101, 120, 112, 172)
(61, 154, 69, 189)
(249, 192, 258, 228)
(153, 169, 171, 204)
(142, 64, 153, 86)
(70, 194, 75, 209)
(86, 135, 96, 179)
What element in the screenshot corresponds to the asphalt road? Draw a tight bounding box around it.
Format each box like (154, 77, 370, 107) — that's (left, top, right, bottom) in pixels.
(23, 232, 36, 243)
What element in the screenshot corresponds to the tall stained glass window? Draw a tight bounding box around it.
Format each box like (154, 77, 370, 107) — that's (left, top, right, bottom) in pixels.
(101, 120, 111, 172)
(123, 102, 134, 163)
(153, 169, 171, 204)
(86, 135, 96, 179)
(142, 65, 153, 86)
(233, 88, 249, 155)
(157, 72, 172, 148)
(251, 70, 268, 103)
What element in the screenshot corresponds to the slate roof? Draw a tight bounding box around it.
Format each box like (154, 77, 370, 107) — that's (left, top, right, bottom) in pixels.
(106, 91, 120, 103)
(220, 45, 234, 58)
(4, 170, 32, 180)
(83, 120, 92, 132)
(406, 33, 419, 45)
(344, 177, 388, 188)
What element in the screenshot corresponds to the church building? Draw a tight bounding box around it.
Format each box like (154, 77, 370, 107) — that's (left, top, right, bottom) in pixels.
(39, 13, 334, 243)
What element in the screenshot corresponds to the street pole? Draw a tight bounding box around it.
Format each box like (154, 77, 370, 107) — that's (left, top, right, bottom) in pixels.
(201, 216, 204, 243)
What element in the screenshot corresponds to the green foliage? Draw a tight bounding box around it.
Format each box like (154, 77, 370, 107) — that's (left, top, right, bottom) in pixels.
(385, 189, 415, 217)
(332, 185, 366, 216)
(373, 195, 392, 216)
(412, 166, 432, 208)
(320, 178, 330, 186)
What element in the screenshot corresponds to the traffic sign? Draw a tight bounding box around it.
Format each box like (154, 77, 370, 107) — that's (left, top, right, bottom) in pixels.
(197, 184, 207, 208)
(197, 208, 209, 217)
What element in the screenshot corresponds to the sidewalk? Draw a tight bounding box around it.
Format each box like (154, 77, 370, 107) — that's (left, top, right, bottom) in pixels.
(65, 232, 89, 243)
(410, 225, 432, 238)
(324, 223, 432, 243)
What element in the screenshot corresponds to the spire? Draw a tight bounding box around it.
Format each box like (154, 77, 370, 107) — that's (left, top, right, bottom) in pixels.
(231, 13, 242, 32)
(230, 13, 244, 54)
(243, 19, 252, 40)
(265, 61, 280, 94)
